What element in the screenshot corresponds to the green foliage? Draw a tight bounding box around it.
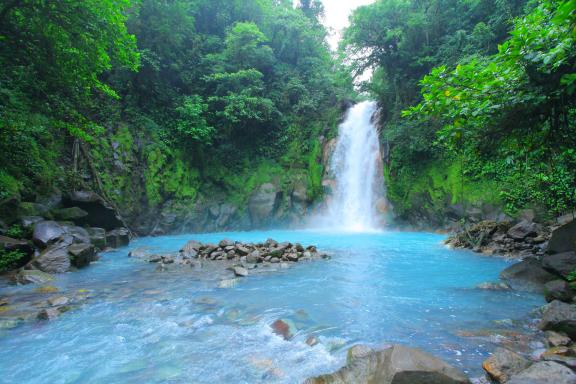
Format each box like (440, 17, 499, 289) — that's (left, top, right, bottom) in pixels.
(347, 0, 576, 220)
(6, 225, 24, 239)
(0, 249, 26, 272)
(403, 0, 576, 215)
(175, 96, 214, 143)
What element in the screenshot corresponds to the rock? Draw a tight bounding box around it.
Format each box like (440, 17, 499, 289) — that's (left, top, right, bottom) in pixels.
(32, 221, 65, 248)
(87, 227, 106, 249)
(219, 239, 234, 247)
(37, 308, 60, 321)
(482, 347, 530, 383)
(542, 252, 576, 278)
(15, 269, 54, 285)
(544, 280, 575, 303)
(235, 245, 250, 256)
(63, 191, 124, 230)
(507, 361, 576, 384)
(67, 243, 96, 268)
(106, 228, 130, 248)
(347, 345, 374, 364)
(545, 331, 571, 347)
(180, 240, 202, 258)
(0, 235, 33, 255)
(305, 344, 470, 384)
(266, 238, 278, 247)
(507, 220, 540, 240)
(32, 236, 73, 273)
(500, 259, 557, 292)
(61, 224, 91, 245)
(47, 296, 69, 306)
(247, 250, 260, 264)
(248, 183, 279, 227)
(542, 346, 570, 358)
(233, 266, 248, 277)
(306, 336, 319, 347)
(51, 207, 88, 222)
(542, 354, 576, 370)
(539, 300, 576, 339)
(271, 319, 297, 340)
(549, 220, 576, 254)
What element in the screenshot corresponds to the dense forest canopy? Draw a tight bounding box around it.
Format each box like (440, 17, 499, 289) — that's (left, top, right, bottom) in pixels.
(0, 0, 574, 236)
(0, 0, 353, 219)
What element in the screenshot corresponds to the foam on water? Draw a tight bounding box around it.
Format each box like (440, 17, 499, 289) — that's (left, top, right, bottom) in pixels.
(0, 230, 543, 383)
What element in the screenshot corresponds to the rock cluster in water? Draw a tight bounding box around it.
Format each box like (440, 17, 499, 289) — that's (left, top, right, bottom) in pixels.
(453, 217, 576, 384)
(130, 238, 330, 272)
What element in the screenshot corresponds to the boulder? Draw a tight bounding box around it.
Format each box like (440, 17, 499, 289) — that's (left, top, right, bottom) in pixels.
(539, 300, 576, 339)
(482, 347, 531, 383)
(542, 252, 576, 278)
(500, 259, 557, 292)
(15, 269, 54, 285)
(507, 220, 540, 240)
(544, 280, 575, 303)
(549, 220, 576, 254)
(305, 344, 469, 384)
(248, 183, 279, 227)
(32, 236, 73, 273)
(87, 227, 106, 249)
(32, 221, 65, 248)
(67, 243, 96, 268)
(105, 228, 130, 248)
(507, 361, 576, 384)
(63, 191, 124, 230)
(233, 266, 248, 277)
(247, 250, 260, 264)
(219, 239, 234, 247)
(61, 224, 91, 245)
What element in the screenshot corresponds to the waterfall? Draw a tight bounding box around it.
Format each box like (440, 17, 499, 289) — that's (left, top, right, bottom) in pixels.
(316, 101, 387, 231)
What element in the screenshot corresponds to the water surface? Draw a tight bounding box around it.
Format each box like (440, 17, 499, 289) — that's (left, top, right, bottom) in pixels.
(0, 230, 543, 384)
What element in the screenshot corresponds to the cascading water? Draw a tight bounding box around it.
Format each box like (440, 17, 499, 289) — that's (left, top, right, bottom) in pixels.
(319, 101, 387, 231)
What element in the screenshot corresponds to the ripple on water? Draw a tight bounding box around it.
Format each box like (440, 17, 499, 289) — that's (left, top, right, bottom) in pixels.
(0, 230, 543, 383)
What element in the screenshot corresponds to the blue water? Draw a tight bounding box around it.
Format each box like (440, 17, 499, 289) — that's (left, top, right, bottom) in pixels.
(0, 230, 543, 384)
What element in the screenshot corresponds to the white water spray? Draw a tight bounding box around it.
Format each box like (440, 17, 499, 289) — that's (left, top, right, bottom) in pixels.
(317, 101, 386, 231)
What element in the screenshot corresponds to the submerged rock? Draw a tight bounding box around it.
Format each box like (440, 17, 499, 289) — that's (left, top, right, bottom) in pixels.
(15, 269, 54, 285)
(271, 319, 297, 341)
(305, 344, 470, 384)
